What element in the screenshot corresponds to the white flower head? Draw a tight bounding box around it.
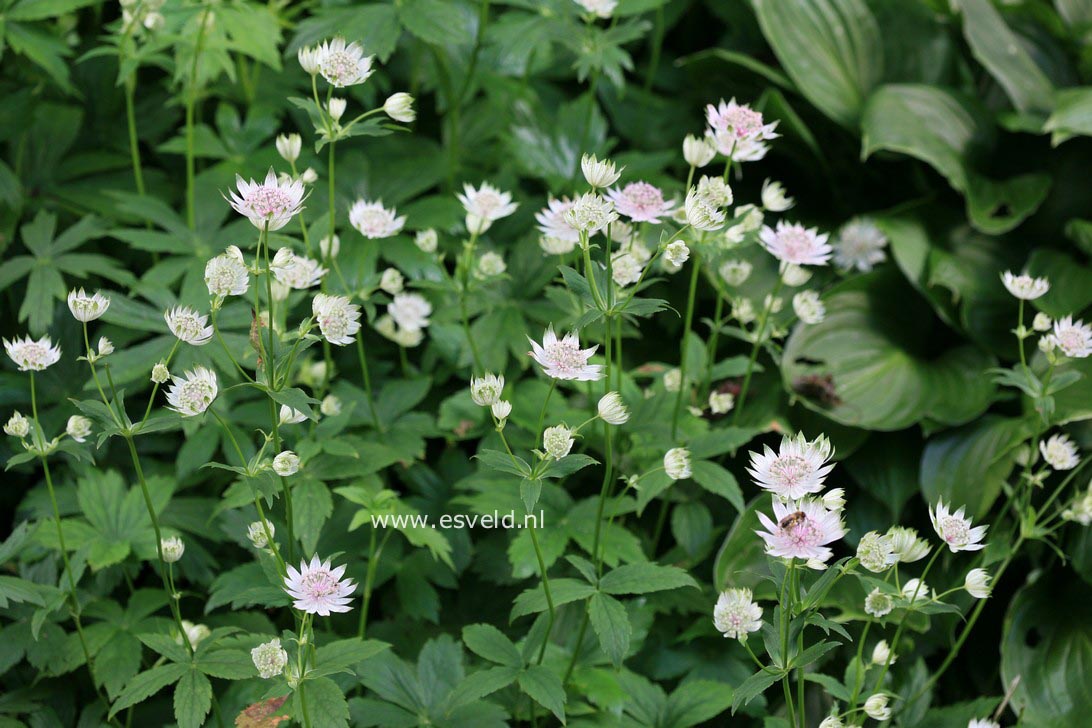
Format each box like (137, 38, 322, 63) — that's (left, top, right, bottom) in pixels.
(564, 192, 618, 236)
(901, 577, 932, 604)
(276, 133, 301, 163)
(1050, 316, 1092, 358)
(535, 197, 580, 243)
(271, 249, 326, 289)
(857, 531, 897, 573)
(780, 264, 811, 288)
(664, 447, 692, 480)
(761, 179, 794, 212)
(160, 536, 185, 563)
(251, 638, 289, 679)
(930, 500, 987, 552)
(1040, 433, 1079, 470)
(379, 268, 404, 295)
(834, 218, 887, 272)
(606, 182, 675, 223)
(580, 153, 622, 188)
(886, 526, 930, 563)
(574, 0, 617, 18)
(297, 45, 321, 75)
(491, 400, 512, 421)
(383, 92, 415, 123)
(705, 98, 779, 161)
(684, 187, 726, 231)
(964, 568, 992, 599)
(747, 433, 834, 500)
(279, 405, 308, 425)
(863, 694, 891, 722)
(968, 720, 1000, 728)
(97, 337, 114, 358)
(664, 241, 690, 269)
(713, 588, 763, 640)
(320, 395, 342, 417)
(542, 425, 575, 460)
(164, 306, 213, 346)
(151, 361, 170, 384)
(68, 289, 111, 322)
(227, 168, 306, 231)
(66, 415, 92, 443)
(205, 248, 249, 298)
(719, 259, 752, 286)
(349, 199, 406, 239)
(475, 251, 506, 279)
(248, 520, 275, 549)
(821, 488, 845, 512)
(4, 335, 61, 371)
(273, 450, 300, 477)
(388, 293, 432, 332)
(683, 134, 717, 167)
(760, 221, 832, 266)
(757, 497, 846, 564)
(470, 373, 505, 407)
(1001, 270, 1050, 300)
(5, 412, 30, 439)
(790, 290, 825, 324)
(311, 292, 361, 346)
(598, 392, 629, 425)
(663, 367, 682, 392)
(284, 555, 357, 616)
(611, 252, 642, 287)
(709, 391, 735, 415)
(315, 37, 374, 87)
(458, 182, 518, 233)
(415, 229, 438, 253)
(327, 97, 347, 122)
(1033, 312, 1052, 331)
(166, 366, 218, 417)
(864, 587, 894, 618)
(818, 717, 845, 728)
(696, 175, 733, 208)
(528, 327, 602, 381)
(375, 315, 424, 348)
(177, 620, 210, 649)
(871, 640, 895, 666)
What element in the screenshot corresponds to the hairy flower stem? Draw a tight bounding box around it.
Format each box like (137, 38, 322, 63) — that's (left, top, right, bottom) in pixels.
(671, 254, 702, 439)
(29, 375, 116, 722)
(733, 276, 785, 424)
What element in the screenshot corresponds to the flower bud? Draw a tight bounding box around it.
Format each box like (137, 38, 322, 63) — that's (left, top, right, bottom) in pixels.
(272, 450, 300, 477)
(415, 229, 438, 253)
(580, 153, 621, 188)
(276, 133, 301, 163)
(761, 179, 794, 211)
(5, 412, 30, 438)
(664, 447, 691, 480)
(151, 362, 170, 384)
(597, 392, 629, 425)
(542, 425, 574, 460)
(161, 536, 185, 563)
(247, 520, 275, 549)
(383, 92, 416, 123)
(683, 134, 716, 168)
(328, 98, 346, 122)
(491, 400, 512, 421)
(320, 395, 342, 417)
(66, 415, 92, 443)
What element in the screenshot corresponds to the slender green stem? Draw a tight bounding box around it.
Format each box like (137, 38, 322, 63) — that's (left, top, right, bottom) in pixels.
(1017, 299, 1028, 374)
(354, 333, 382, 430)
(871, 548, 942, 694)
(139, 340, 180, 428)
(671, 254, 702, 439)
(185, 5, 212, 230)
(846, 619, 872, 714)
(703, 294, 724, 397)
(536, 379, 557, 448)
(780, 559, 797, 728)
(562, 610, 589, 686)
(124, 76, 146, 198)
(733, 276, 784, 424)
(357, 529, 390, 638)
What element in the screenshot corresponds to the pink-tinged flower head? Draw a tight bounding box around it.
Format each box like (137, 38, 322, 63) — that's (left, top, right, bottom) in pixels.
(705, 98, 778, 161)
(535, 197, 581, 242)
(606, 182, 676, 223)
(315, 37, 374, 87)
(760, 221, 832, 266)
(1050, 316, 1092, 358)
(4, 335, 61, 371)
(529, 327, 602, 381)
(227, 169, 305, 231)
(1001, 270, 1049, 301)
(349, 199, 406, 239)
(457, 182, 518, 233)
(930, 500, 987, 552)
(747, 433, 834, 499)
(757, 498, 846, 564)
(713, 588, 763, 640)
(283, 554, 356, 616)
(312, 293, 362, 346)
(833, 218, 887, 271)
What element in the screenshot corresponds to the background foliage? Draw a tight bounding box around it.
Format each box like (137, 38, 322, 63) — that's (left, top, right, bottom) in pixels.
(2, 0, 1091, 726)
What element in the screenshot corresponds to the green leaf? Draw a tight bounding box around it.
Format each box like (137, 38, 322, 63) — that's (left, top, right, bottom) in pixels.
(730, 668, 783, 711)
(663, 680, 735, 728)
(295, 676, 350, 728)
(449, 666, 520, 707)
(511, 579, 596, 621)
(588, 592, 631, 667)
(109, 663, 188, 717)
(399, 0, 469, 46)
(599, 562, 698, 595)
(713, 497, 771, 593)
(269, 387, 318, 421)
(173, 669, 212, 728)
(752, 0, 882, 126)
(462, 624, 522, 667)
(1001, 575, 1092, 728)
(1045, 87, 1092, 145)
(518, 665, 567, 724)
(689, 460, 744, 513)
(292, 480, 333, 557)
(312, 639, 389, 678)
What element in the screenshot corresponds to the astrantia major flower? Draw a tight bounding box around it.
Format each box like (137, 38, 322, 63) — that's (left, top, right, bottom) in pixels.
(886, 526, 929, 563)
(606, 182, 675, 223)
(272, 249, 326, 290)
(833, 218, 887, 272)
(597, 392, 629, 425)
(164, 306, 213, 346)
(663, 241, 690, 270)
(760, 221, 832, 267)
(161, 536, 185, 563)
(312, 293, 361, 346)
(279, 405, 308, 425)
(297, 45, 321, 75)
(864, 587, 894, 618)
(178, 621, 209, 649)
(321, 395, 342, 417)
(792, 290, 825, 325)
(458, 182, 518, 233)
(383, 92, 415, 123)
(535, 197, 580, 242)
(1040, 433, 1079, 470)
(528, 327, 602, 381)
(871, 640, 894, 666)
(276, 133, 301, 163)
(380, 268, 404, 294)
(67, 289, 110, 322)
(761, 179, 793, 212)
(248, 520, 275, 549)
(1033, 312, 1052, 331)
(542, 425, 575, 460)
(580, 153, 621, 188)
(66, 415, 92, 443)
(757, 498, 846, 564)
(705, 98, 778, 162)
(492, 400, 512, 421)
(713, 588, 763, 640)
(1050, 316, 1092, 358)
(4, 412, 29, 438)
(415, 229, 438, 253)
(349, 199, 406, 239)
(964, 568, 992, 599)
(1001, 270, 1050, 300)
(315, 37, 374, 87)
(664, 447, 692, 480)
(574, 0, 617, 19)
(273, 451, 300, 478)
(747, 433, 834, 500)
(611, 252, 642, 287)
(781, 264, 811, 287)
(683, 134, 717, 167)
(251, 638, 289, 679)
(564, 192, 618, 236)
(4, 335, 61, 371)
(204, 247, 249, 298)
(166, 367, 218, 417)
(388, 293, 432, 333)
(968, 720, 1000, 728)
(901, 578, 931, 604)
(863, 694, 891, 722)
(227, 168, 306, 231)
(475, 251, 506, 278)
(284, 555, 357, 616)
(684, 187, 726, 231)
(857, 531, 897, 573)
(709, 391, 734, 415)
(930, 500, 987, 552)
(696, 175, 733, 208)
(470, 373, 504, 407)
(719, 259, 752, 286)
(151, 362, 169, 384)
